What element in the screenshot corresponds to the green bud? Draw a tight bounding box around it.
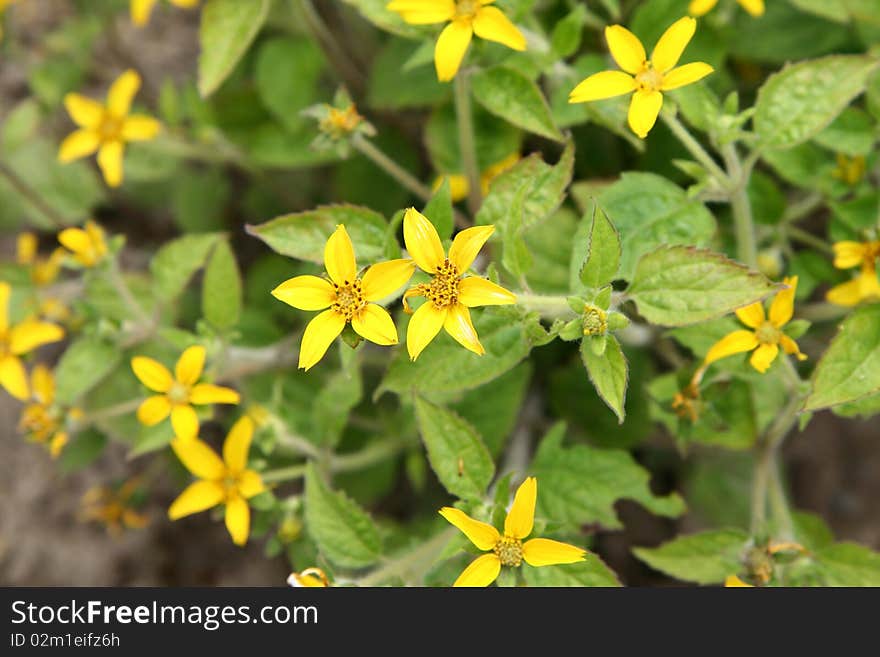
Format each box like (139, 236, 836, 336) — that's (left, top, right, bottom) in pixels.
(558, 319, 583, 341)
(606, 311, 630, 331)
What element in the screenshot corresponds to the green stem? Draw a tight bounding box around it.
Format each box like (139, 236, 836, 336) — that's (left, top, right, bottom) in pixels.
(768, 453, 795, 541)
(351, 134, 433, 202)
(297, 0, 365, 95)
(515, 292, 574, 318)
(83, 398, 143, 424)
(107, 259, 151, 326)
(781, 192, 824, 225)
(453, 71, 482, 216)
(262, 437, 410, 484)
(355, 528, 457, 587)
(661, 113, 729, 186)
(0, 162, 66, 228)
(723, 143, 758, 268)
(785, 225, 833, 255)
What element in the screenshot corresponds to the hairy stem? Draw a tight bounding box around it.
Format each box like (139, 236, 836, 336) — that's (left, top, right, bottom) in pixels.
(107, 258, 151, 326)
(661, 113, 729, 186)
(0, 162, 66, 228)
(297, 0, 365, 95)
(454, 71, 482, 215)
(355, 528, 457, 587)
(722, 143, 758, 268)
(262, 437, 411, 484)
(351, 134, 433, 202)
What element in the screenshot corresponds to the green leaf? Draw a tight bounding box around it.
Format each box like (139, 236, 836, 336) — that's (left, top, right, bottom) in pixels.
(813, 107, 876, 157)
(754, 55, 879, 150)
(202, 239, 242, 331)
(805, 304, 880, 411)
(500, 183, 533, 279)
(150, 233, 220, 302)
(812, 543, 880, 586)
(550, 5, 587, 58)
(311, 359, 363, 449)
(54, 337, 121, 405)
(304, 462, 381, 569)
(597, 172, 716, 280)
(580, 336, 628, 423)
(531, 424, 685, 530)
(368, 38, 448, 110)
(414, 396, 494, 501)
(627, 246, 778, 327)
(471, 66, 564, 142)
(255, 37, 324, 131)
(247, 204, 387, 265)
(523, 556, 621, 587)
(579, 204, 621, 289)
(788, 0, 850, 23)
(197, 0, 270, 97)
(421, 177, 454, 241)
(58, 429, 107, 474)
(632, 529, 748, 585)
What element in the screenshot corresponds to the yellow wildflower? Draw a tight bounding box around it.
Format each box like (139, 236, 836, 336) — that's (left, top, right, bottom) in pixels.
(18, 364, 81, 458)
(80, 479, 150, 535)
(0, 282, 65, 400)
(433, 152, 520, 202)
(287, 567, 330, 587)
(440, 477, 587, 587)
(131, 0, 198, 27)
(36, 298, 71, 324)
(689, 0, 764, 17)
(704, 276, 806, 374)
(826, 240, 880, 307)
(319, 104, 364, 139)
(271, 224, 416, 371)
(17, 233, 64, 287)
(131, 345, 240, 441)
(568, 17, 713, 138)
(402, 208, 515, 360)
(724, 574, 753, 587)
(58, 69, 161, 188)
(387, 0, 526, 82)
(168, 416, 265, 546)
(58, 220, 109, 268)
(832, 153, 866, 186)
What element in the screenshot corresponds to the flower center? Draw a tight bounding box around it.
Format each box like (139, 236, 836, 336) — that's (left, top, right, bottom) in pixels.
(493, 535, 524, 567)
(222, 474, 241, 500)
(426, 260, 461, 309)
(582, 304, 608, 336)
(331, 279, 367, 321)
(455, 0, 479, 19)
(167, 382, 190, 404)
(634, 64, 663, 92)
(755, 321, 781, 345)
(320, 106, 362, 138)
(20, 404, 59, 440)
(99, 113, 123, 142)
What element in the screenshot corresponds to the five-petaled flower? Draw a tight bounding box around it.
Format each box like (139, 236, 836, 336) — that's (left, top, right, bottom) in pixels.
(387, 0, 526, 82)
(58, 69, 161, 188)
(18, 364, 81, 458)
(689, 0, 765, 18)
(168, 416, 265, 546)
(568, 17, 713, 138)
(402, 208, 516, 360)
(704, 276, 806, 374)
(131, 345, 240, 441)
(271, 224, 415, 371)
(0, 281, 65, 401)
(58, 220, 109, 268)
(826, 240, 880, 307)
(131, 0, 198, 27)
(440, 477, 587, 586)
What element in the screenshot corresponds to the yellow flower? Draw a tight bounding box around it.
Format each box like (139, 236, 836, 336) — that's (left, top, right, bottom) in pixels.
(131, 345, 240, 441)
(131, 0, 198, 26)
(433, 152, 520, 202)
(319, 104, 364, 139)
(724, 574, 753, 587)
(826, 240, 880, 307)
(58, 69, 161, 188)
(568, 17, 713, 138)
(440, 477, 587, 587)
(168, 416, 265, 546)
(287, 567, 330, 587)
(17, 233, 64, 287)
(58, 220, 109, 268)
(689, 0, 765, 17)
(832, 153, 866, 186)
(387, 0, 526, 82)
(18, 364, 82, 458)
(80, 478, 150, 535)
(271, 224, 416, 371)
(0, 282, 65, 401)
(402, 208, 515, 360)
(704, 276, 807, 374)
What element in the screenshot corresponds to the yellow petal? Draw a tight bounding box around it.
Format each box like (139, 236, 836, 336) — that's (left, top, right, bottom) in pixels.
(403, 208, 446, 273)
(130, 0, 157, 26)
(223, 415, 254, 475)
(237, 469, 265, 499)
(406, 301, 447, 360)
(168, 480, 224, 520)
(704, 330, 759, 365)
(121, 114, 161, 141)
(826, 278, 863, 307)
(58, 129, 100, 163)
(569, 70, 636, 103)
(324, 224, 358, 286)
(171, 437, 225, 480)
(0, 355, 30, 401)
(738, 0, 765, 17)
(137, 394, 171, 426)
(605, 25, 646, 75)
(387, 0, 456, 24)
(769, 276, 797, 327)
(175, 345, 206, 385)
(779, 334, 807, 361)
(63, 93, 104, 129)
(661, 62, 713, 91)
(858, 267, 880, 300)
(298, 309, 346, 371)
(271, 275, 335, 311)
(725, 574, 753, 587)
(443, 303, 484, 355)
(472, 5, 526, 51)
(437, 173, 469, 202)
(352, 303, 399, 345)
(0, 281, 8, 332)
(170, 0, 199, 7)
(49, 432, 68, 458)
(131, 356, 173, 392)
(749, 342, 779, 373)
(449, 225, 494, 272)
(522, 538, 587, 567)
(107, 69, 141, 118)
(438, 506, 501, 550)
(122, 509, 150, 529)
(832, 241, 866, 270)
(189, 383, 240, 405)
(97, 140, 125, 187)
(17, 233, 37, 265)
(58, 227, 90, 257)
(504, 476, 537, 539)
(651, 16, 696, 73)
(458, 276, 516, 307)
(225, 494, 250, 546)
(9, 320, 64, 355)
(735, 301, 766, 329)
(453, 553, 502, 587)
(435, 19, 473, 82)
(171, 403, 200, 441)
(361, 259, 416, 301)
(689, 0, 718, 16)
(628, 89, 663, 139)
(31, 364, 54, 404)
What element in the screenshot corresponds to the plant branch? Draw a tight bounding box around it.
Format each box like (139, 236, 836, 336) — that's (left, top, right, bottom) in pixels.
(262, 437, 411, 484)
(351, 134, 433, 202)
(661, 113, 729, 186)
(355, 528, 457, 587)
(454, 71, 482, 215)
(722, 143, 758, 268)
(0, 162, 66, 228)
